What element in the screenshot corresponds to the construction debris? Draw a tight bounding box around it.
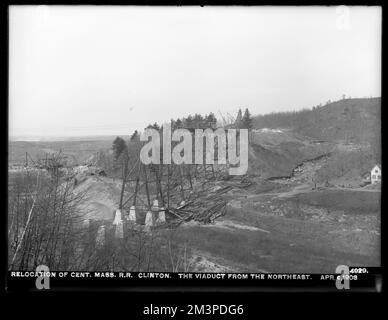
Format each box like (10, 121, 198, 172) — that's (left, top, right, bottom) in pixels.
(129, 206, 136, 221)
(167, 180, 252, 225)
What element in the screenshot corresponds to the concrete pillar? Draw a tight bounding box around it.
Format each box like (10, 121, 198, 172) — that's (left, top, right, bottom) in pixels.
(113, 209, 122, 225)
(144, 210, 153, 231)
(152, 199, 159, 211)
(151, 199, 159, 225)
(115, 221, 124, 239)
(156, 207, 166, 224)
(129, 206, 136, 222)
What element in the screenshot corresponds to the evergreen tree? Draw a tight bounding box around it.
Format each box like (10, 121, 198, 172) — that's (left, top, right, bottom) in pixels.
(112, 136, 127, 160)
(146, 123, 160, 131)
(242, 108, 253, 129)
(235, 109, 243, 128)
(175, 118, 183, 129)
(206, 112, 217, 129)
(193, 113, 204, 128)
(130, 130, 139, 141)
(184, 115, 194, 128)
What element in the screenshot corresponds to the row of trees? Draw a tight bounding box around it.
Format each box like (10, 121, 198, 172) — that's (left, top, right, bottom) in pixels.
(235, 108, 253, 129)
(170, 113, 217, 130)
(143, 113, 218, 132)
(144, 108, 254, 132)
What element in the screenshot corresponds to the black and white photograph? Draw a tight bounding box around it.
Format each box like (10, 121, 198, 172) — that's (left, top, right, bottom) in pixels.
(7, 5, 381, 291)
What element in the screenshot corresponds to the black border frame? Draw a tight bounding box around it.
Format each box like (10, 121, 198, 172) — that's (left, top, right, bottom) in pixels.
(1, 2, 385, 300)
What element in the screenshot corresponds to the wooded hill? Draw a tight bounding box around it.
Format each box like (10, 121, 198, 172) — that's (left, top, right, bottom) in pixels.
(253, 97, 381, 148)
(249, 98, 381, 181)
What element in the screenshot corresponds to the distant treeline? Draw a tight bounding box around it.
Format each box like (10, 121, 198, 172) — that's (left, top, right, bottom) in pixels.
(145, 108, 253, 131)
(253, 98, 380, 155)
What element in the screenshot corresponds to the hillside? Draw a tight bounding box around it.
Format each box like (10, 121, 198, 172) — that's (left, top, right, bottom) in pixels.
(248, 129, 333, 179)
(247, 98, 381, 180)
(253, 98, 381, 148)
(8, 140, 113, 166)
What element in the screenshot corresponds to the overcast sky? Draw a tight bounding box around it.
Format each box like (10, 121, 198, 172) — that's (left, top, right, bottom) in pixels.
(9, 6, 381, 138)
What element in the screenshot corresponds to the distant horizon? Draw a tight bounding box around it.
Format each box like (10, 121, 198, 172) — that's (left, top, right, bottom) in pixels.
(9, 96, 381, 141)
(9, 94, 381, 140)
(9, 134, 131, 142)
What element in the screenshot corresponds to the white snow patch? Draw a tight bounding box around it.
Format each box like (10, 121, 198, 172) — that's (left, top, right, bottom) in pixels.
(253, 128, 284, 133)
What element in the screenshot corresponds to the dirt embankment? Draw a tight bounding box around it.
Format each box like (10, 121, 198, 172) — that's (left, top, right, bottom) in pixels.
(268, 153, 331, 184)
(73, 175, 122, 221)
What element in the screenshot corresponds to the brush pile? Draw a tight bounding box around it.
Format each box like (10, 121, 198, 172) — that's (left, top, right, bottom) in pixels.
(167, 176, 253, 225)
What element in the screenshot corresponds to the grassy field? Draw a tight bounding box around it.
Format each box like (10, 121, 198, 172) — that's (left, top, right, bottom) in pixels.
(171, 210, 379, 273)
(290, 190, 380, 215)
(8, 140, 113, 165)
(167, 184, 380, 273)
